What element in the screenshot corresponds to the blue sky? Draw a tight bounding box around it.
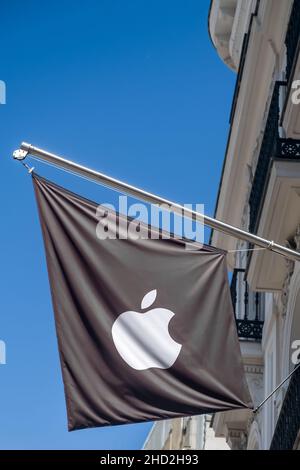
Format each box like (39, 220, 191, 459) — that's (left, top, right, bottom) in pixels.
(0, 0, 236, 449)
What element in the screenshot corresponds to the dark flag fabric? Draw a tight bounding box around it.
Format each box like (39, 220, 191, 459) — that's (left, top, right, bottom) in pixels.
(33, 174, 253, 431)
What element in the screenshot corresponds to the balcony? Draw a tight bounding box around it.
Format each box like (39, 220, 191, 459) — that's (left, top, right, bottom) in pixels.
(249, 81, 292, 233)
(230, 269, 264, 341)
(285, 0, 300, 84)
(246, 79, 300, 292)
(270, 364, 300, 450)
(282, 0, 300, 139)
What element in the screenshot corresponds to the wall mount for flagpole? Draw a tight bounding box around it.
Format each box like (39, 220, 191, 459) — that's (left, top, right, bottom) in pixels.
(13, 141, 300, 264)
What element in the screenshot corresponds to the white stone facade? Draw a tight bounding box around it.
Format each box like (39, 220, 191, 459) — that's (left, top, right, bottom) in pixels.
(143, 415, 229, 450)
(210, 0, 300, 450)
(143, 0, 300, 451)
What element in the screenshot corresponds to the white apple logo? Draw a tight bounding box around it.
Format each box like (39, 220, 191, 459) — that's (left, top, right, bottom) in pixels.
(111, 289, 182, 370)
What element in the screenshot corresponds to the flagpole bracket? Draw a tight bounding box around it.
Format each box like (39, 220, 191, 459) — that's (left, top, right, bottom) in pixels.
(13, 149, 28, 161)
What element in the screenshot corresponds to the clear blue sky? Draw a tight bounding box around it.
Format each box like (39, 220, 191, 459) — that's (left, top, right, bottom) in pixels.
(0, 0, 236, 449)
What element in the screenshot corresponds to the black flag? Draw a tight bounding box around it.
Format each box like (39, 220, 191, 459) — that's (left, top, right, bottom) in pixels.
(33, 174, 252, 431)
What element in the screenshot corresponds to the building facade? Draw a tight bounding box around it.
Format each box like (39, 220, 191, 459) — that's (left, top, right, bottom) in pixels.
(209, 0, 300, 450)
(144, 0, 300, 451)
(143, 415, 229, 450)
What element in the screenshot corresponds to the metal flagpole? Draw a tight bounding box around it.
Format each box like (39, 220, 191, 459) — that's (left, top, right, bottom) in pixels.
(13, 141, 300, 263)
(253, 362, 300, 414)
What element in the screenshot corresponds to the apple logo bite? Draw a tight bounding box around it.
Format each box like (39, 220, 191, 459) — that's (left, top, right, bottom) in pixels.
(111, 289, 182, 370)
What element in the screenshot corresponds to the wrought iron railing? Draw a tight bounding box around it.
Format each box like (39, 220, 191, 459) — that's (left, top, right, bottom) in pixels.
(229, 1, 300, 237)
(270, 364, 300, 450)
(230, 268, 264, 341)
(285, 0, 300, 83)
(248, 80, 300, 234)
(278, 138, 300, 159)
(249, 82, 282, 233)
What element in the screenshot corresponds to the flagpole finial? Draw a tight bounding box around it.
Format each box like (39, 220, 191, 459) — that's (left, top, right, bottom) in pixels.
(13, 142, 33, 161)
(13, 148, 28, 160)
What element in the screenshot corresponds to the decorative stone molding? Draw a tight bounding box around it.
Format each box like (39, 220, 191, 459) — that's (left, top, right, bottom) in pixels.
(247, 419, 262, 449)
(244, 364, 263, 375)
(227, 428, 247, 450)
(209, 0, 239, 70)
